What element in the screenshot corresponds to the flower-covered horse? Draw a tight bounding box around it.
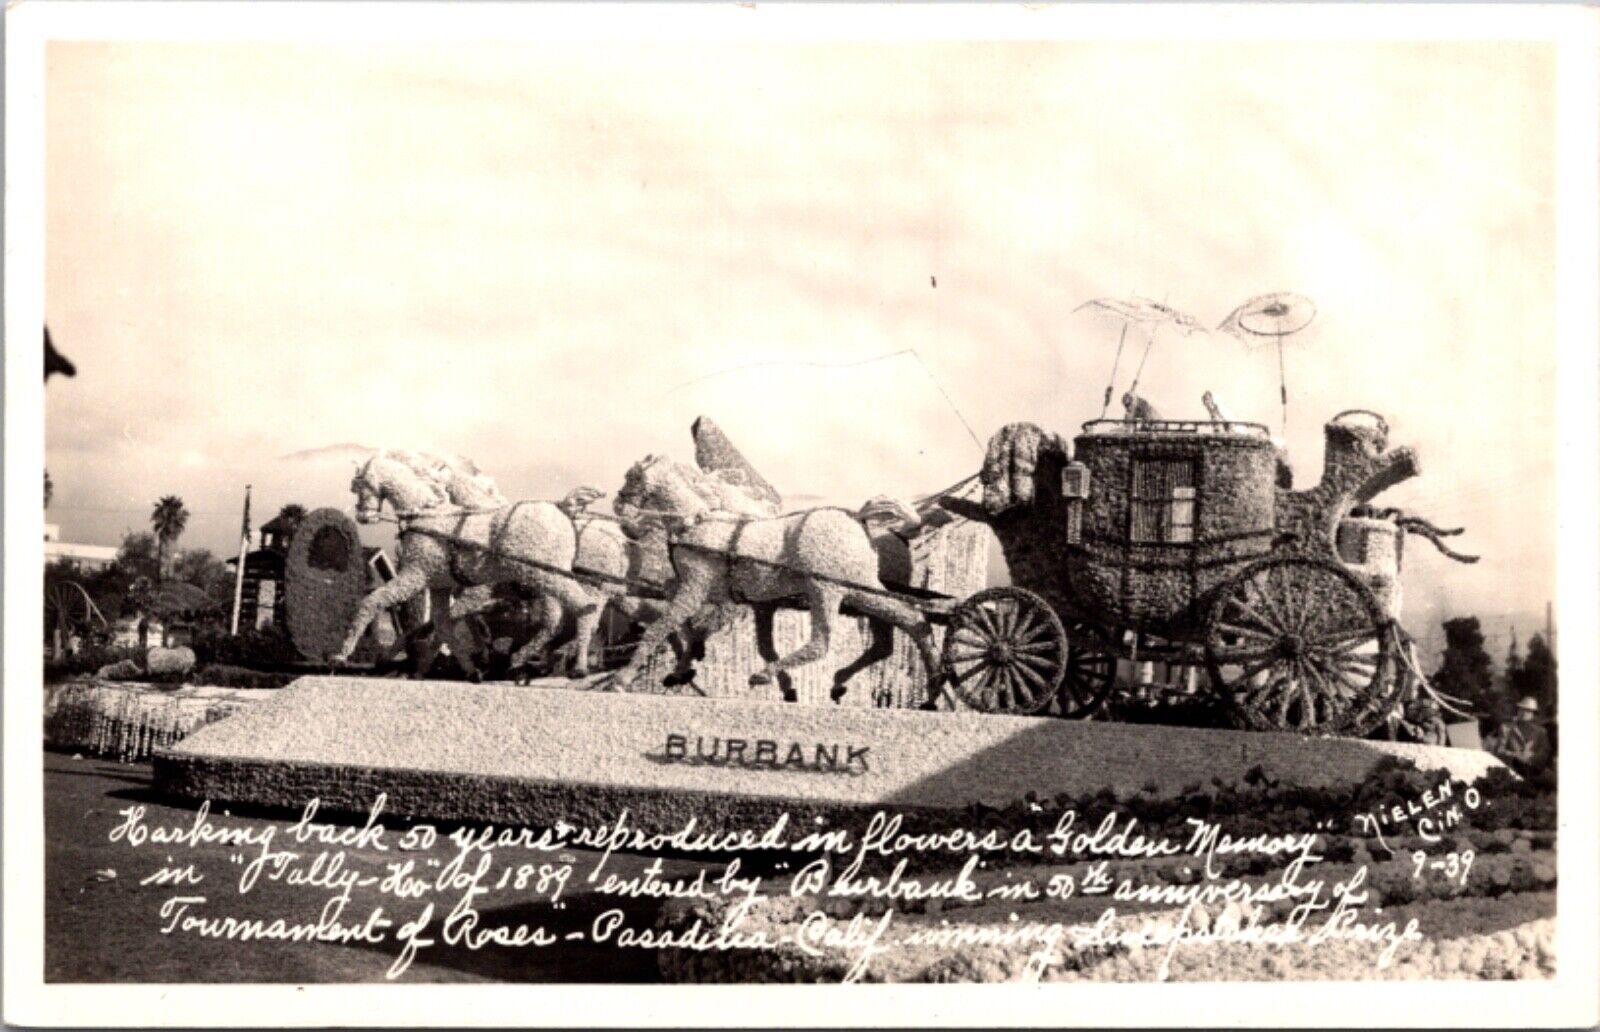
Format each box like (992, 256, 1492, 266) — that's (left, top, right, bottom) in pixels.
(330, 452, 591, 673)
(603, 454, 943, 699)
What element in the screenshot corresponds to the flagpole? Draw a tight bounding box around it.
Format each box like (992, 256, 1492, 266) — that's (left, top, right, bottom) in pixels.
(1278, 335, 1289, 436)
(229, 485, 252, 635)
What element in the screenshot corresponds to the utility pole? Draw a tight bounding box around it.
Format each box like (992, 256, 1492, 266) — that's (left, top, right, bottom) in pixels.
(229, 485, 252, 635)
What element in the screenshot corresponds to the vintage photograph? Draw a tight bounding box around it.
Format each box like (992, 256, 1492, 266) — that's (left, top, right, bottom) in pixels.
(7, 3, 1598, 1026)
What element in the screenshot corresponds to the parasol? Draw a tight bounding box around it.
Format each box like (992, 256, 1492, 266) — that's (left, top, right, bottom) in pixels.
(1216, 292, 1317, 436)
(1073, 295, 1208, 418)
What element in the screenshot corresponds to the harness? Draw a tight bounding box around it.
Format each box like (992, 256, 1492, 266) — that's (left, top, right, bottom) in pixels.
(393, 502, 533, 588)
(667, 508, 862, 606)
(386, 503, 673, 600)
(378, 495, 914, 608)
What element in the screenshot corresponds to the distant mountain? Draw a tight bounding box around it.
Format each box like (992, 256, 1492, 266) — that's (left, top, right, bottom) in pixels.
(276, 443, 377, 462)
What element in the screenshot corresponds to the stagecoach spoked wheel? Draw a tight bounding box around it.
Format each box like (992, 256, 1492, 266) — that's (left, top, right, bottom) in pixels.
(1204, 557, 1393, 734)
(942, 587, 1067, 714)
(1059, 622, 1118, 719)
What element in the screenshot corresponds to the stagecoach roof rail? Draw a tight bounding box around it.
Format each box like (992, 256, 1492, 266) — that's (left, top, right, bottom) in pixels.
(1079, 418, 1272, 439)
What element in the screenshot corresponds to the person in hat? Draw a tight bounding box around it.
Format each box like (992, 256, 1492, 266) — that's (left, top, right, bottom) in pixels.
(1487, 696, 1552, 772)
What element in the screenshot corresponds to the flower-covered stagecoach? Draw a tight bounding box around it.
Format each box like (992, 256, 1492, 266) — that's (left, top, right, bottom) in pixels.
(934, 407, 1477, 735)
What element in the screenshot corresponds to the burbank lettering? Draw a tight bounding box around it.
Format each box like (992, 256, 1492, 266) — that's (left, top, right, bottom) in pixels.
(662, 734, 870, 774)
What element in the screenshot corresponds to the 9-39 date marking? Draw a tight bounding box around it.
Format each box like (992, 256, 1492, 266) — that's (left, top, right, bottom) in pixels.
(1411, 848, 1473, 886)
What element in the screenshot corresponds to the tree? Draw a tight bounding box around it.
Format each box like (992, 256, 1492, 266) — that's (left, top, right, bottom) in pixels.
(275, 503, 308, 541)
(150, 495, 189, 581)
(172, 548, 235, 612)
(115, 531, 161, 583)
(56, 532, 160, 623)
(1433, 617, 1501, 725)
(1502, 631, 1522, 696)
(1517, 634, 1558, 721)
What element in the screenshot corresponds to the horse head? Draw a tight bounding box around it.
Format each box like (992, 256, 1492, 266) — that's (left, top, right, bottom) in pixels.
(350, 457, 384, 524)
(351, 452, 449, 523)
(559, 485, 606, 518)
(614, 454, 709, 533)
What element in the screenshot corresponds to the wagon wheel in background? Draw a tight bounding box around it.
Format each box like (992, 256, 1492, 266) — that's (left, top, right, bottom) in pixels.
(942, 586, 1067, 714)
(47, 581, 107, 651)
(1058, 621, 1119, 718)
(1203, 557, 1393, 734)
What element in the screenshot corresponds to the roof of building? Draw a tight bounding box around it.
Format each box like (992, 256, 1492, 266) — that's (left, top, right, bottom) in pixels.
(44, 541, 119, 565)
(260, 513, 302, 534)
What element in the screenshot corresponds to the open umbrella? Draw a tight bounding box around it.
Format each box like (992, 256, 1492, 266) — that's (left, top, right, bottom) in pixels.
(1073, 295, 1208, 418)
(1216, 292, 1317, 436)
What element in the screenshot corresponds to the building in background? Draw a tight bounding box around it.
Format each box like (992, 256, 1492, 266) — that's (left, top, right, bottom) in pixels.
(226, 511, 297, 631)
(44, 524, 117, 570)
(227, 512, 399, 637)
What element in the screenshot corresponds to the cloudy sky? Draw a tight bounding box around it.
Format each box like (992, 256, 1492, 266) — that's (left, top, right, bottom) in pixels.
(44, 38, 1557, 651)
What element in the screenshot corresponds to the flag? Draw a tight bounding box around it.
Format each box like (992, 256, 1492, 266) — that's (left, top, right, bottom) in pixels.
(230, 485, 253, 635)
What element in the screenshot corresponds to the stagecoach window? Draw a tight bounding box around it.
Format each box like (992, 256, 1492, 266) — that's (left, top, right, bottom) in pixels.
(1170, 486, 1195, 543)
(1336, 523, 1368, 564)
(1131, 459, 1196, 543)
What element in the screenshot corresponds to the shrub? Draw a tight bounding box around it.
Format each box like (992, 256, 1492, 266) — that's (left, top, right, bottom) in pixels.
(95, 659, 145, 681)
(192, 664, 297, 690)
(190, 624, 299, 669)
(45, 643, 142, 683)
(146, 646, 197, 677)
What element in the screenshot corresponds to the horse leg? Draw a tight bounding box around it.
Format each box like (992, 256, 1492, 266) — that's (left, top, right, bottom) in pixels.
(411, 586, 453, 678)
(522, 576, 599, 678)
(440, 594, 487, 682)
(751, 584, 844, 693)
(662, 602, 728, 689)
(510, 593, 564, 681)
(831, 613, 895, 704)
(566, 591, 605, 678)
(599, 567, 715, 692)
(749, 603, 795, 701)
(842, 591, 944, 710)
(332, 564, 430, 663)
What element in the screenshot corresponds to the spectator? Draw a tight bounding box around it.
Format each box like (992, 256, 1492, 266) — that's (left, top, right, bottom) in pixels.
(1485, 696, 1552, 773)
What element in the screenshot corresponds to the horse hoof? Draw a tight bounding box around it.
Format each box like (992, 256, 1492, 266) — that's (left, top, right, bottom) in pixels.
(468, 671, 483, 684)
(749, 672, 772, 688)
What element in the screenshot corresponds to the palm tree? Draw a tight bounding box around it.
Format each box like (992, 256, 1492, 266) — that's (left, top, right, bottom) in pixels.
(275, 503, 308, 538)
(150, 495, 190, 582)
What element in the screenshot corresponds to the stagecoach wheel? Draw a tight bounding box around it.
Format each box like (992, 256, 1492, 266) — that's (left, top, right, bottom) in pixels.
(942, 587, 1067, 714)
(1059, 622, 1119, 719)
(1338, 623, 1414, 738)
(1203, 557, 1393, 734)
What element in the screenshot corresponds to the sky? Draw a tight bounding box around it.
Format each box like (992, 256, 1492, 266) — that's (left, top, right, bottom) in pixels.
(43, 39, 1558, 657)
